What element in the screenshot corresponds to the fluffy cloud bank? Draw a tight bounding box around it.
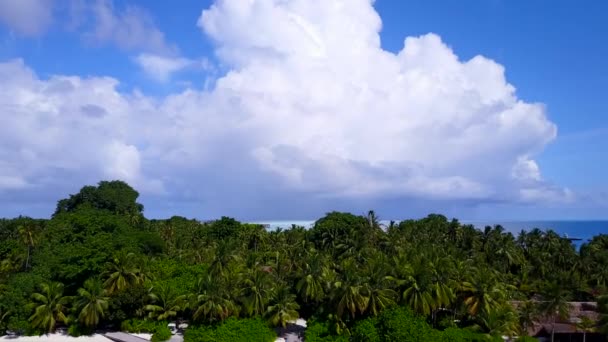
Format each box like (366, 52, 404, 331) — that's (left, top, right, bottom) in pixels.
(0, 0, 571, 216)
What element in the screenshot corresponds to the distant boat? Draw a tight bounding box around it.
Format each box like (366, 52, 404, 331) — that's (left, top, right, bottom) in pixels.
(563, 233, 583, 241)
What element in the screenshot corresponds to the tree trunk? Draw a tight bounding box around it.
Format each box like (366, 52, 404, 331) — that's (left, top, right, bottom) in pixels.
(25, 245, 31, 270)
(583, 331, 586, 342)
(551, 315, 555, 342)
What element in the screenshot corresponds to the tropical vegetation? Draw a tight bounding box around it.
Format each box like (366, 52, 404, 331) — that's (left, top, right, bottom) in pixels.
(0, 180, 606, 341)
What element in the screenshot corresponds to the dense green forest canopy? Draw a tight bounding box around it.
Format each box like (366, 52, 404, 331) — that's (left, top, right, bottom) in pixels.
(0, 180, 607, 341)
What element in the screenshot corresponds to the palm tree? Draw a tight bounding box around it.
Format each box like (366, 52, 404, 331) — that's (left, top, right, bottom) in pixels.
(461, 269, 506, 316)
(18, 222, 38, 270)
(475, 304, 519, 339)
(598, 294, 608, 335)
(575, 316, 595, 342)
(296, 252, 329, 303)
(597, 294, 608, 335)
(192, 274, 239, 323)
(209, 241, 240, 277)
(362, 257, 397, 316)
(240, 267, 273, 316)
(0, 307, 10, 330)
(538, 281, 571, 342)
(362, 210, 383, 247)
(146, 285, 186, 321)
(75, 278, 109, 328)
(102, 251, 141, 294)
(402, 274, 435, 316)
(265, 286, 300, 328)
(29, 282, 71, 333)
(517, 300, 539, 336)
(332, 261, 368, 318)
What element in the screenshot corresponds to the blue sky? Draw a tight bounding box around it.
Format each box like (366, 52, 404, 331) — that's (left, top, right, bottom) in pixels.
(0, 0, 606, 220)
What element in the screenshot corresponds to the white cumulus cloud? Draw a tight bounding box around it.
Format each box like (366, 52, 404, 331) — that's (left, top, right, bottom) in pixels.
(0, 0, 574, 217)
(196, 0, 562, 202)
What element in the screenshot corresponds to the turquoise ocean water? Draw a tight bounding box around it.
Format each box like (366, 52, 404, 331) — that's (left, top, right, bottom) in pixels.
(251, 220, 608, 242)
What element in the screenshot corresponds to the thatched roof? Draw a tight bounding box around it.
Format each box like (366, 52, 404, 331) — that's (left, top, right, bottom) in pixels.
(510, 301, 600, 336)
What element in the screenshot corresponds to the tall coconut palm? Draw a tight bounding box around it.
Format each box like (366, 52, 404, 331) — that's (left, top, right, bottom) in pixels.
(402, 274, 435, 316)
(362, 255, 397, 316)
(362, 210, 383, 247)
(332, 261, 368, 318)
(192, 275, 239, 323)
(29, 282, 70, 333)
(102, 251, 141, 294)
(0, 307, 10, 330)
(538, 281, 571, 342)
(265, 286, 300, 328)
(363, 280, 396, 317)
(18, 222, 39, 270)
(475, 304, 519, 339)
(517, 300, 539, 336)
(209, 241, 240, 277)
(575, 316, 595, 342)
(461, 269, 506, 316)
(240, 267, 273, 316)
(598, 294, 608, 335)
(296, 252, 329, 303)
(75, 278, 109, 328)
(145, 285, 186, 321)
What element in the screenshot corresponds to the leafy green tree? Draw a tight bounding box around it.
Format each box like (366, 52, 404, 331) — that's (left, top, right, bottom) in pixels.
(54, 180, 144, 216)
(29, 282, 70, 333)
(208, 217, 242, 241)
(107, 286, 148, 323)
(75, 278, 109, 328)
(311, 212, 366, 257)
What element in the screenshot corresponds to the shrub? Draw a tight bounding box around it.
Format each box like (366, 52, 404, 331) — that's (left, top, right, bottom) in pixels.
(515, 337, 538, 342)
(151, 326, 172, 342)
(304, 320, 349, 342)
(67, 324, 94, 337)
(121, 319, 164, 333)
(439, 327, 488, 342)
(350, 307, 490, 342)
(352, 318, 380, 342)
(185, 318, 276, 342)
(378, 307, 437, 342)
